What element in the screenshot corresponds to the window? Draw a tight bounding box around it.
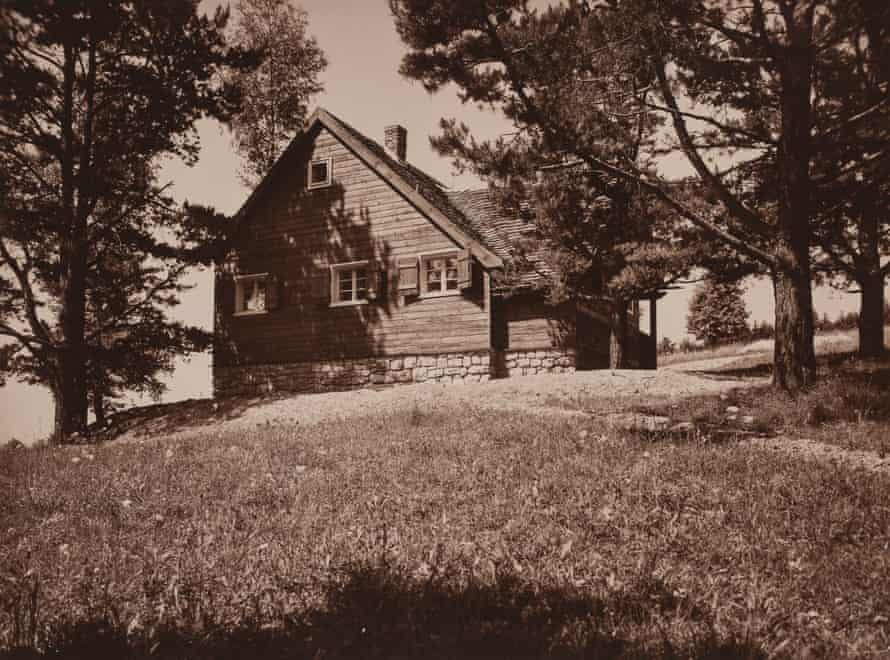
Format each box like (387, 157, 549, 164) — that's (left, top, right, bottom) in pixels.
(234, 273, 269, 315)
(420, 252, 460, 296)
(331, 261, 369, 305)
(308, 157, 332, 189)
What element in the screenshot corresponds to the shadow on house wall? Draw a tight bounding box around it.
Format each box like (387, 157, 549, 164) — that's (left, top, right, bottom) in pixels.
(215, 141, 396, 371)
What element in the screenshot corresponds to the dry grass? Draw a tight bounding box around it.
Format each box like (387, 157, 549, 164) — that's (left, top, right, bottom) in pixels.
(657, 326, 883, 368)
(641, 354, 890, 457)
(2, 396, 890, 658)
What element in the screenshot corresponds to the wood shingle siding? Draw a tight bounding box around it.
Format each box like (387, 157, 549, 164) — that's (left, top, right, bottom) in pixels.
(216, 125, 489, 368)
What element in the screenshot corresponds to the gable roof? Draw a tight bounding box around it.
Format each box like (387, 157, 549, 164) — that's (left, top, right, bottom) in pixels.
(234, 108, 503, 270)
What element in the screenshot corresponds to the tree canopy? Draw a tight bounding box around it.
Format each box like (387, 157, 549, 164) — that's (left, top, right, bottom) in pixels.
(687, 278, 750, 347)
(226, 0, 327, 185)
(0, 0, 244, 440)
(391, 0, 890, 391)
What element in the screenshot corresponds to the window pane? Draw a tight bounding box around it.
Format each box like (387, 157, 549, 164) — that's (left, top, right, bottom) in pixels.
(338, 270, 353, 300)
(427, 267, 441, 291)
(311, 161, 328, 185)
(355, 269, 368, 300)
(245, 279, 265, 311)
(446, 258, 458, 290)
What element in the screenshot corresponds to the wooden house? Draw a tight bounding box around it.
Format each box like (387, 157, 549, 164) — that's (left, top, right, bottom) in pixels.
(213, 109, 652, 396)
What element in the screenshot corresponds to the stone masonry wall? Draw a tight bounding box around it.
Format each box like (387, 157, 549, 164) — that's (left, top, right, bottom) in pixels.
(492, 348, 576, 379)
(214, 347, 576, 398)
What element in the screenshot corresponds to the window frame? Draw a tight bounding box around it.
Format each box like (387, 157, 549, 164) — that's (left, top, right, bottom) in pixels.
(418, 250, 461, 298)
(233, 272, 270, 316)
(307, 156, 333, 189)
(330, 260, 370, 307)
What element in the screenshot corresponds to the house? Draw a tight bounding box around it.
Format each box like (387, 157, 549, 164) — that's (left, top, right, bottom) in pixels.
(213, 108, 654, 397)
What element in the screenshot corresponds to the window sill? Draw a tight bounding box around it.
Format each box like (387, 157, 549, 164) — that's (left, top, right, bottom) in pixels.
(329, 300, 370, 308)
(420, 289, 461, 299)
(233, 310, 269, 317)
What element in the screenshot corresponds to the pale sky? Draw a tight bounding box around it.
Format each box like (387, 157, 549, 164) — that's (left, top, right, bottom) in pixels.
(0, 0, 869, 444)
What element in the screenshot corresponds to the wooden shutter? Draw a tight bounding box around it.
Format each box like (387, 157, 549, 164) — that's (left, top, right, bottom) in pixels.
(215, 271, 235, 316)
(366, 262, 378, 301)
(366, 261, 386, 302)
(398, 257, 418, 296)
(313, 269, 331, 307)
(265, 274, 280, 310)
(457, 249, 473, 290)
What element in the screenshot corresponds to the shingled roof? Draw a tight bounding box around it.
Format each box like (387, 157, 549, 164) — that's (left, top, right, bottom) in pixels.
(447, 188, 551, 289)
(234, 108, 560, 282)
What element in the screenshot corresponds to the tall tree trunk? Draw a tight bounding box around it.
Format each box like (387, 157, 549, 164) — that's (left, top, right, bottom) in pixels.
(772, 266, 816, 391)
(856, 207, 885, 358)
(858, 269, 885, 359)
(773, 8, 817, 392)
(93, 389, 106, 428)
(52, 27, 91, 442)
(54, 275, 89, 441)
(609, 300, 630, 369)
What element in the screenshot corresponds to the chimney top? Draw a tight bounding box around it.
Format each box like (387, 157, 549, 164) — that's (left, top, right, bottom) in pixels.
(384, 125, 407, 162)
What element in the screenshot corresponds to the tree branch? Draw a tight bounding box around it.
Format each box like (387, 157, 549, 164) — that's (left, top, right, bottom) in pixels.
(482, 16, 780, 269)
(641, 100, 774, 146)
(651, 54, 777, 241)
(0, 238, 53, 345)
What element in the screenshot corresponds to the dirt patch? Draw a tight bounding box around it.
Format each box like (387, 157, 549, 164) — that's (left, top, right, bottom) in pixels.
(106, 368, 763, 445)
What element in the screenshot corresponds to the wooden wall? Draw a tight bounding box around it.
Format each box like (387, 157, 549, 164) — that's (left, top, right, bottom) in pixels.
(492, 294, 576, 352)
(215, 125, 490, 367)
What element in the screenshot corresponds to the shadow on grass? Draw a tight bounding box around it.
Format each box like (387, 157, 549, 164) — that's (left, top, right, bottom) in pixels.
(690, 362, 774, 380)
(3, 565, 765, 660)
(90, 395, 262, 443)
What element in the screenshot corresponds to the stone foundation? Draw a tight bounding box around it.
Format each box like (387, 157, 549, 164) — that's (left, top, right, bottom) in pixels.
(214, 347, 576, 398)
(493, 348, 576, 378)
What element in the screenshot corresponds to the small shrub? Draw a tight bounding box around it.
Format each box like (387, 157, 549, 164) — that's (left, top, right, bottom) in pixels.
(746, 321, 774, 341)
(657, 337, 676, 355)
(678, 338, 698, 353)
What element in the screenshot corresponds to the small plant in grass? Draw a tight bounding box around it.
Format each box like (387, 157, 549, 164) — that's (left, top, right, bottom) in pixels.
(657, 337, 676, 355)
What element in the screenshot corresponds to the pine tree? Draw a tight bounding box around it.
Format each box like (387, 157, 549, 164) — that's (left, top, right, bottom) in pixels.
(810, 1, 889, 358)
(687, 279, 750, 347)
(0, 1, 244, 441)
(390, 0, 890, 391)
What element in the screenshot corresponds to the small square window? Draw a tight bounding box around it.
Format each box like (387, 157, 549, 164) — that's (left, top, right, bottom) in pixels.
(331, 262, 369, 305)
(308, 157, 332, 189)
(233, 273, 270, 316)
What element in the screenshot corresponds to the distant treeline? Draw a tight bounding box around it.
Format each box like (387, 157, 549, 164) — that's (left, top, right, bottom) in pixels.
(659, 302, 890, 355)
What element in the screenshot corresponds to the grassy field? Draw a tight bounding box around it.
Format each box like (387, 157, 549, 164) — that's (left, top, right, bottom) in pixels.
(657, 326, 890, 368)
(2, 358, 890, 658)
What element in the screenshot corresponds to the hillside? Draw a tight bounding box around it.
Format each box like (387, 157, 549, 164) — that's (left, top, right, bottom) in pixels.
(2, 342, 889, 658)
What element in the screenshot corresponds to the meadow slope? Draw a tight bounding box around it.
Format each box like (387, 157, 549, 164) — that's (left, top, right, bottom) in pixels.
(2, 348, 890, 659)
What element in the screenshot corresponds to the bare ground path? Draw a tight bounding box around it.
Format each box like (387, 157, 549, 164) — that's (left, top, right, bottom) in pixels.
(111, 367, 762, 443)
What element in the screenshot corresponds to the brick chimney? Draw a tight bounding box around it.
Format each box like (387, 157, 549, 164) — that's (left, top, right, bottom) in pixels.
(384, 125, 407, 162)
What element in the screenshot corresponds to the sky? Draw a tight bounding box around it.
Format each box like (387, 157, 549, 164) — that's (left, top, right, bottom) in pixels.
(0, 0, 870, 445)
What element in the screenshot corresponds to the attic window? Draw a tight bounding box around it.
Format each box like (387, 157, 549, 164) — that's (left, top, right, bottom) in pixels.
(308, 157, 332, 189)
